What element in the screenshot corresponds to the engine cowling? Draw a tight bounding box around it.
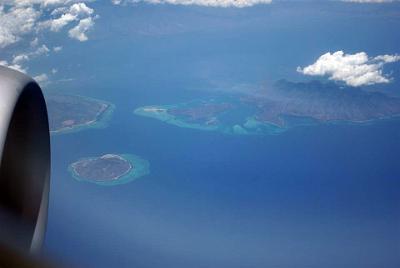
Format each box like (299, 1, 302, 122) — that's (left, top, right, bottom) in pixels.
(0, 66, 50, 254)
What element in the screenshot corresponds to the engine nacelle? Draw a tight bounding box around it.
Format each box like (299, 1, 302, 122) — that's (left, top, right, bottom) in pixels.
(0, 66, 50, 254)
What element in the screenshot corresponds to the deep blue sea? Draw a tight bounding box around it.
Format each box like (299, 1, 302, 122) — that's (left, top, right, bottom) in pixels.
(42, 2, 400, 268)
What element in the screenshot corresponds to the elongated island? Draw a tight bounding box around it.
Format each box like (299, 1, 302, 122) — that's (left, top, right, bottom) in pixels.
(46, 94, 115, 134)
(69, 154, 150, 186)
(134, 80, 400, 135)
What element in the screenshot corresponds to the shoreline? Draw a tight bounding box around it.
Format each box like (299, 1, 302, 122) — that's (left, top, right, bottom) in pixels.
(70, 154, 133, 181)
(69, 154, 150, 186)
(50, 95, 115, 135)
(135, 102, 400, 136)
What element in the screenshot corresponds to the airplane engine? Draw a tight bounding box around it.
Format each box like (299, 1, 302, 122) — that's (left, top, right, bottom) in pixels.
(0, 66, 50, 254)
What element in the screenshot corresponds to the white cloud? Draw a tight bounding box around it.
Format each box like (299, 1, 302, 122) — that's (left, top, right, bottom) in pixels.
(33, 44, 50, 55)
(343, 0, 398, 3)
(44, 12, 76, 31)
(30, 37, 39, 47)
(0, 5, 40, 48)
(69, 2, 94, 16)
(5, 0, 86, 7)
(0, 1, 96, 82)
(112, 0, 272, 7)
(0, 60, 27, 73)
(51, 6, 69, 15)
(0, 1, 96, 48)
(297, 51, 400, 87)
(40, 2, 94, 32)
(33, 73, 49, 83)
(53, 46, 63, 52)
(12, 44, 50, 64)
(0, 43, 51, 75)
(0, 0, 96, 88)
(12, 53, 30, 64)
(68, 16, 94, 41)
(374, 54, 400, 63)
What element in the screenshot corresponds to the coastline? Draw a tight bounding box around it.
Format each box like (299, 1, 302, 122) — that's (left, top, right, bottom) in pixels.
(50, 95, 116, 136)
(134, 105, 284, 135)
(135, 103, 400, 136)
(68, 154, 150, 186)
(134, 105, 220, 132)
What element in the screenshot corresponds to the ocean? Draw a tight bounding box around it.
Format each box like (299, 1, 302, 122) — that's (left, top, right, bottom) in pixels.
(45, 84, 400, 268)
(43, 2, 400, 267)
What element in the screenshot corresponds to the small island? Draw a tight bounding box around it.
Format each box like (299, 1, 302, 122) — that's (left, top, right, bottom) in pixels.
(69, 154, 150, 186)
(134, 100, 237, 132)
(134, 80, 400, 135)
(46, 94, 115, 134)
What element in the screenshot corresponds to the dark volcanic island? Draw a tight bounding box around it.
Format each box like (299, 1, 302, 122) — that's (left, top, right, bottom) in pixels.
(135, 80, 400, 135)
(46, 94, 115, 134)
(69, 154, 150, 186)
(246, 80, 400, 127)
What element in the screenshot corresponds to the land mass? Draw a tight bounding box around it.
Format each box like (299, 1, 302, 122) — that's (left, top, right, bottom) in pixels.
(135, 100, 237, 132)
(245, 80, 400, 127)
(69, 154, 150, 186)
(46, 94, 115, 134)
(134, 80, 400, 135)
(168, 102, 233, 126)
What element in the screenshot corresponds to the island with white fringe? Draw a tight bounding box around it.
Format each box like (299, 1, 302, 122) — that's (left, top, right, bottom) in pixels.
(69, 154, 150, 186)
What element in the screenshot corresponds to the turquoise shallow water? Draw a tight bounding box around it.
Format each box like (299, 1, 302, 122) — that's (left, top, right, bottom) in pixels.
(49, 95, 116, 136)
(134, 97, 285, 135)
(42, 2, 400, 268)
(47, 105, 400, 268)
(134, 97, 400, 136)
(68, 154, 150, 186)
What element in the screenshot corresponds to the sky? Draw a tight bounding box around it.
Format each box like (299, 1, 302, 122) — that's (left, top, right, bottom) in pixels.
(0, 0, 400, 88)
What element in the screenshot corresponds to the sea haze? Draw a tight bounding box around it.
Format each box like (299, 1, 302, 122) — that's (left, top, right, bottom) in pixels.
(44, 2, 400, 268)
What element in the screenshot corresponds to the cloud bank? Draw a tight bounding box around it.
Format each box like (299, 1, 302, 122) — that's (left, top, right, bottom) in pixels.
(0, 1, 96, 48)
(0, 5, 39, 48)
(112, 0, 272, 8)
(0, 1, 97, 83)
(297, 51, 400, 87)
